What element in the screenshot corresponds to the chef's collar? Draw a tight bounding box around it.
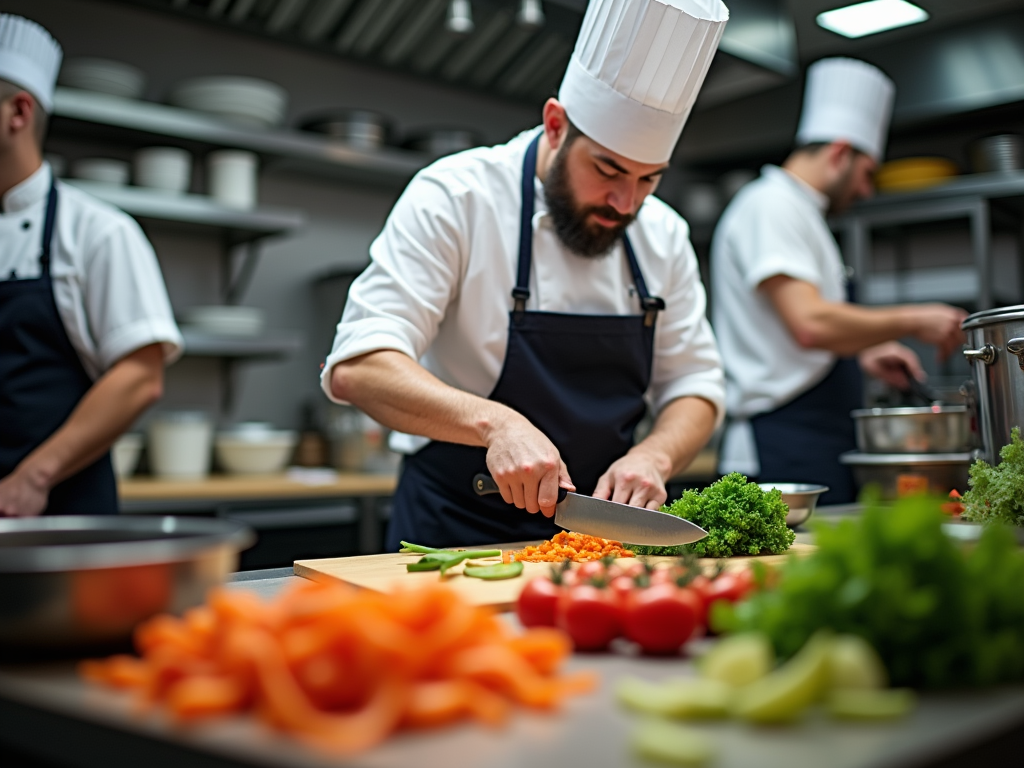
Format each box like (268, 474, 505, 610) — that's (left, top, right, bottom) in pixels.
(2, 161, 50, 214)
(761, 164, 829, 215)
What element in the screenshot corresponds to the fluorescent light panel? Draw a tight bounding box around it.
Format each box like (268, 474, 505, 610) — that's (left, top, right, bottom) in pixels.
(817, 0, 929, 39)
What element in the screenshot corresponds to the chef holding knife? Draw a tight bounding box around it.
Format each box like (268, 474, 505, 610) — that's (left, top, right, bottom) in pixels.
(711, 58, 966, 504)
(0, 14, 181, 516)
(323, 0, 729, 549)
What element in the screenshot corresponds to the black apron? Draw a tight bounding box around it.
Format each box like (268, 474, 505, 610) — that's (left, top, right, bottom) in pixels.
(0, 183, 118, 515)
(386, 134, 663, 549)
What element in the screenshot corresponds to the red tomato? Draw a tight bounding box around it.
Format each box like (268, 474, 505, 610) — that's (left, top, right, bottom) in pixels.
(649, 566, 678, 586)
(687, 575, 712, 625)
(516, 577, 562, 628)
(705, 571, 754, 604)
(609, 559, 646, 580)
(576, 561, 607, 582)
(622, 584, 701, 655)
(557, 585, 621, 651)
(609, 574, 637, 606)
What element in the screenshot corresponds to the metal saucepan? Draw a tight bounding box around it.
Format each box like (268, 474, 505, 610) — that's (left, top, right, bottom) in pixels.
(300, 109, 392, 151)
(0, 516, 254, 652)
(840, 451, 971, 500)
(851, 405, 972, 454)
(757, 483, 829, 527)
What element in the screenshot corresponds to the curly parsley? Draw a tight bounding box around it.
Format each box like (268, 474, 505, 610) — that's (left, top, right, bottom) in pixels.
(962, 427, 1024, 526)
(626, 473, 795, 558)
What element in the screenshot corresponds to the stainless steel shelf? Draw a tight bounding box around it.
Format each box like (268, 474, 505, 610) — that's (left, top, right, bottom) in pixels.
(850, 171, 1024, 213)
(63, 181, 304, 244)
(52, 88, 430, 187)
(180, 330, 303, 359)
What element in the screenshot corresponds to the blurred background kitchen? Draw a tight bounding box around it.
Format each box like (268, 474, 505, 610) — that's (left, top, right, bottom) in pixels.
(11, 0, 1022, 565)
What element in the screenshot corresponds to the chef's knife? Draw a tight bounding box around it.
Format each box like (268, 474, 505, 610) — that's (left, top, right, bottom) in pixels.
(472, 474, 707, 547)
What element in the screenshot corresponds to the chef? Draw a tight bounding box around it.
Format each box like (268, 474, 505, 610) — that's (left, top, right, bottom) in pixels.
(323, 0, 729, 548)
(0, 14, 182, 516)
(711, 58, 966, 504)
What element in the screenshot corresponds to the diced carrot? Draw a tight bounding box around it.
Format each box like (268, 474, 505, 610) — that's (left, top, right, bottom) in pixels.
(166, 675, 249, 721)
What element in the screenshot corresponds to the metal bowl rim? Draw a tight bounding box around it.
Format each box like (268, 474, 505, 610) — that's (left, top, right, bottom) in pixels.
(757, 483, 830, 495)
(839, 451, 974, 466)
(0, 516, 255, 573)
(850, 406, 967, 418)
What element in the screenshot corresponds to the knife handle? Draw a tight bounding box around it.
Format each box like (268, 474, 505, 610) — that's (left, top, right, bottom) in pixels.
(472, 474, 568, 503)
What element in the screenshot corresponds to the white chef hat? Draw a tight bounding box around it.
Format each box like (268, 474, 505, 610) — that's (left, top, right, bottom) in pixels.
(795, 57, 895, 162)
(558, 0, 729, 165)
(0, 14, 63, 112)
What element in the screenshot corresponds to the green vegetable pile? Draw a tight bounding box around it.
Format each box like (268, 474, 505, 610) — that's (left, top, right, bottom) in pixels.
(718, 493, 1024, 688)
(962, 427, 1024, 526)
(626, 473, 794, 558)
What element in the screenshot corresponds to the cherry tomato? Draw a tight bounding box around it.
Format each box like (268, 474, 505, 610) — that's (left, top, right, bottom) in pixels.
(649, 566, 678, 586)
(609, 559, 646, 580)
(705, 571, 754, 604)
(687, 575, 712, 625)
(576, 561, 607, 582)
(557, 585, 621, 651)
(516, 577, 563, 628)
(609, 574, 637, 606)
(622, 583, 701, 655)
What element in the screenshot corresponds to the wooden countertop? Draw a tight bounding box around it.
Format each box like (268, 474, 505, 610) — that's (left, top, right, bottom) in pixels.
(118, 472, 397, 502)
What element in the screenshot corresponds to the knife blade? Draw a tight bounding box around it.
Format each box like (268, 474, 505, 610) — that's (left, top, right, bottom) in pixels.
(472, 474, 707, 547)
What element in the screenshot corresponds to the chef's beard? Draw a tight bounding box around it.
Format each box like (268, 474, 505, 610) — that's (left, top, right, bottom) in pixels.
(544, 143, 635, 258)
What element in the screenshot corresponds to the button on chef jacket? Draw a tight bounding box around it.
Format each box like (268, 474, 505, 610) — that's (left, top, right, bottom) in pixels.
(0, 163, 183, 378)
(322, 128, 726, 451)
(711, 165, 847, 476)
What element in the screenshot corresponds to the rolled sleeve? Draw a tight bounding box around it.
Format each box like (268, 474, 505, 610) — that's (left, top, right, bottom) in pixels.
(736, 202, 826, 290)
(648, 231, 726, 427)
(320, 173, 466, 403)
(82, 216, 183, 372)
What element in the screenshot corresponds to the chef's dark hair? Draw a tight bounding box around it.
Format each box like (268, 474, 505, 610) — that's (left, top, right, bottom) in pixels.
(792, 141, 867, 158)
(0, 78, 49, 148)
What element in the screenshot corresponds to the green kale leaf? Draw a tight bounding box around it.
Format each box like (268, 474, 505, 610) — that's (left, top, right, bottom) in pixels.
(962, 427, 1024, 526)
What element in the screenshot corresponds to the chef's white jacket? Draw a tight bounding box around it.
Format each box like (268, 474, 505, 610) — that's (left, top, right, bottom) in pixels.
(322, 128, 725, 454)
(0, 163, 182, 380)
(711, 165, 848, 476)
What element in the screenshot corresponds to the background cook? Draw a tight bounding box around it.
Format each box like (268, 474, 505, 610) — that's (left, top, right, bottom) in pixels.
(711, 58, 966, 504)
(322, 0, 729, 549)
(0, 14, 182, 517)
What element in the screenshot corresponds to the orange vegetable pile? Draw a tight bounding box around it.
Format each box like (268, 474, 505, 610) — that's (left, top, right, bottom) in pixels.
(80, 580, 595, 754)
(505, 530, 636, 563)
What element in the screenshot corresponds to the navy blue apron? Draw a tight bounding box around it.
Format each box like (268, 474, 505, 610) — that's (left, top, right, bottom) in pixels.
(0, 183, 118, 515)
(386, 134, 663, 549)
(749, 279, 862, 505)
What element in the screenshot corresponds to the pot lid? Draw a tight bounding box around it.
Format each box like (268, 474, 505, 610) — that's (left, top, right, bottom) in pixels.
(839, 451, 974, 465)
(962, 304, 1024, 330)
(851, 406, 966, 417)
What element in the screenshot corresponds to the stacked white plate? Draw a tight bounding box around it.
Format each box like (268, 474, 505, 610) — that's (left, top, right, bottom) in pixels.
(179, 306, 265, 336)
(169, 77, 287, 127)
(72, 158, 130, 186)
(58, 58, 146, 99)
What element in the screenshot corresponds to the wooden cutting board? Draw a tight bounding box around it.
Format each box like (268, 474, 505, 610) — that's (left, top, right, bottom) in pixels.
(294, 542, 816, 611)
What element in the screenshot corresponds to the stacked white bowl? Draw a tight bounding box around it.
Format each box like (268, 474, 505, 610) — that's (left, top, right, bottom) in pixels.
(134, 147, 192, 194)
(207, 150, 259, 209)
(72, 158, 130, 186)
(169, 77, 287, 127)
(179, 306, 265, 336)
(58, 58, 146, 99)
(215, 423, 298, 475)
(148, 413, 214, 480)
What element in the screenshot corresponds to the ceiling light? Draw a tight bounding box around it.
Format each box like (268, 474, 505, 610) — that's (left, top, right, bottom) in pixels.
(816, 0, 929, 39)
(517, 0, 545, 28)
(446, 0, 474, 34)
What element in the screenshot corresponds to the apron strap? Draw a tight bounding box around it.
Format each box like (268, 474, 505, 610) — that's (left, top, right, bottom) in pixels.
(39, 182, 58, 275)
(513, 131, 665, 326)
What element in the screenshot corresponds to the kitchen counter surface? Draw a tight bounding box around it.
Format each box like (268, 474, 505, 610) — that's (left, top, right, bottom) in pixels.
(2, 561, 1023, 768)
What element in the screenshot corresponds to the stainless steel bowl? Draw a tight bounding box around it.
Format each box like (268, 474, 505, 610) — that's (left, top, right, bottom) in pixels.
(839, 451, 972, 500)
(851, 406, 971, 454)
(300, 109, 392, 151)
(969, 134, 1022, 174)
(757, 483, 829, 527)
(0, 516, 254, 651)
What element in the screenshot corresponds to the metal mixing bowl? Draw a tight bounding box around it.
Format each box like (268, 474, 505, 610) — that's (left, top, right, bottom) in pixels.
(839, 451, 972, 500)
(0, 516, 254, 651)
(757, 483, 829, 527)
(852, 406, 972, 454)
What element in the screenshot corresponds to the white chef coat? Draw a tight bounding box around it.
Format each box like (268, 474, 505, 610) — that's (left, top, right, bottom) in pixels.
(322, 128, 725, 454)
(0, 163, 182, 380)
(711, 165, 847, 476)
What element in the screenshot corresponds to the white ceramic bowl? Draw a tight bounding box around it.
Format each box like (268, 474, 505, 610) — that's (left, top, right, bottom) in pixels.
(59, 58, 146, 99)
(179, 306, 264, 336)
(215, 430, 298, 475)
(207, 150, 259, 209)
(72, 158, 130, 186)
(134, 147, 192, 194)
(169, 77, 287, 126)
(148, 413, 213, 480)
(111, 433, 143, 479)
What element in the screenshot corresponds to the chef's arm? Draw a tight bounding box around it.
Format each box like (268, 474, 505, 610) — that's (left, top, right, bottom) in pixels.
(760, 276, 966, 359)
(331, 349, 573, 517)
(593, 396, 717, 510)
(0, 344, 165, 517)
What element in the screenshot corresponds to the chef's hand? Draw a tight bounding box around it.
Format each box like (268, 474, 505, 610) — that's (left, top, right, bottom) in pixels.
(0, 467, 49, 517)
(908, 304, 968, 361)
(858, 341, 925, 390)
(593, 447, 668, 511)
(485, 412, 574, 518)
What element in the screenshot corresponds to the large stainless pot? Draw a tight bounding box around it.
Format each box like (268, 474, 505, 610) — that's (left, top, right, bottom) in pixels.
(962, 305, 1024, 463)
(851, 405, 971, 453)
(0, 516, 254, 651)
(839, 452, 971, 499)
